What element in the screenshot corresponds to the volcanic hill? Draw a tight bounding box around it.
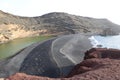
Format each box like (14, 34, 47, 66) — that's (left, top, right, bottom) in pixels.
(0, 10, 120, 43)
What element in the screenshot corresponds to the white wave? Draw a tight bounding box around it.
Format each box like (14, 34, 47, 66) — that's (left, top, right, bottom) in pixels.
(89, 36, 102, 48)
(89, 35, 120, 49)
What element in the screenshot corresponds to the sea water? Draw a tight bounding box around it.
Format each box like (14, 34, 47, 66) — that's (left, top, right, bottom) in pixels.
(89, 35, 120, 49)
(0, 36, 51, 59)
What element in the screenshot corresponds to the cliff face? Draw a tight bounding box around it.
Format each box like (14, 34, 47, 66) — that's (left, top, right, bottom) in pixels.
(0, 10, 120, 43)
(0, 24, 48, 43)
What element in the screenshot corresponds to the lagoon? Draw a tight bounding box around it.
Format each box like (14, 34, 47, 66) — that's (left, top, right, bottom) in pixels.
(0, 36, 51, 59)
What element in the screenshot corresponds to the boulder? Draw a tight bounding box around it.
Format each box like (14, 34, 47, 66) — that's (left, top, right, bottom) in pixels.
(67, 58, 120, 80)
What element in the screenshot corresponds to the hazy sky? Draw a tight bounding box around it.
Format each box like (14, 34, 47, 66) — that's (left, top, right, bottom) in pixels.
(0, 0, 120, 24)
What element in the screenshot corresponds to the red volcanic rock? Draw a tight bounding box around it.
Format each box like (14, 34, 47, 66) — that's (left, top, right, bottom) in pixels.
(84, 48, 120, 59)
(67, 58, 100, 77)
(67, 58, 120, 80)
(67, 48, 120, 79)
(5, 73, 55, 80)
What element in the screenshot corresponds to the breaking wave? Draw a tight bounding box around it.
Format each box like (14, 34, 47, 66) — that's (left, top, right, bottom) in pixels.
(89, 35, 120, 49)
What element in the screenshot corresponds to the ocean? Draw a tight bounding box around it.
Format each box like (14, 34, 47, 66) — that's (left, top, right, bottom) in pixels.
(89, 35, 120, 49)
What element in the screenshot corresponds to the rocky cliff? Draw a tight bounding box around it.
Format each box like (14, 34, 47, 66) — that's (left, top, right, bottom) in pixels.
(0, 10, 120, 43)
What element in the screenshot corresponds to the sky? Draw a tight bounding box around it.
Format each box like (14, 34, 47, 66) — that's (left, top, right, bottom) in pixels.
(0, 0, 120, 25)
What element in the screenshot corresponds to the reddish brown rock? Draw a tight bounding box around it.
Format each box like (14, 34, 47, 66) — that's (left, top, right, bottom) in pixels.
(67, 58, 120, 80)
(5, 73, 55, 80)
(67, 58, 99, 77)
(67, 48, 120, 78)
(84, 48, 120, 59)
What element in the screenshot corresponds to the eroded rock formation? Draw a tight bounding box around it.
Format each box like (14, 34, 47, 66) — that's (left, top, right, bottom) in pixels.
(84, 48, 120, 59)
(0, 24, 48, 43)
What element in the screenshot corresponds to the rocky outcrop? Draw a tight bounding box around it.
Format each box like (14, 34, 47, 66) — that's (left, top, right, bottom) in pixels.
(67, 48, 120, 78)
(67, 58, 120, 80)
(0, 10, 120, 43)
(0, 24, 48, 43)
(84, 48, 120, 59)
(6, 73, 54, 80)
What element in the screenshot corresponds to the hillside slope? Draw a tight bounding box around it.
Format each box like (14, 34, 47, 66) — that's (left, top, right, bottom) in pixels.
(0, 10, 120, 43)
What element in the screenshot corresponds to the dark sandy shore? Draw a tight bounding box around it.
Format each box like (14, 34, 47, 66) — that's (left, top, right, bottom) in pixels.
(19, 39, 61, 78)
(0, 38, 55, 77)
(0, 34, 93, 78)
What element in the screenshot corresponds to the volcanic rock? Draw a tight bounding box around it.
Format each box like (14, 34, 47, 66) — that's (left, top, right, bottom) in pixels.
(6, 73, 54, 80)
(67, 48, 120, 78)
(67, 58, 120, 80)
(84, 48, 120, 59)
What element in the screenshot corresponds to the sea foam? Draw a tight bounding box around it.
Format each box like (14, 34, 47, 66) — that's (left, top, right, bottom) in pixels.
(89, 35, 120, 49)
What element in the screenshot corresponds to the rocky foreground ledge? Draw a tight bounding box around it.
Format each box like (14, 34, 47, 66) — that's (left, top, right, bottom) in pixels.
(4, 48, 120, 80)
